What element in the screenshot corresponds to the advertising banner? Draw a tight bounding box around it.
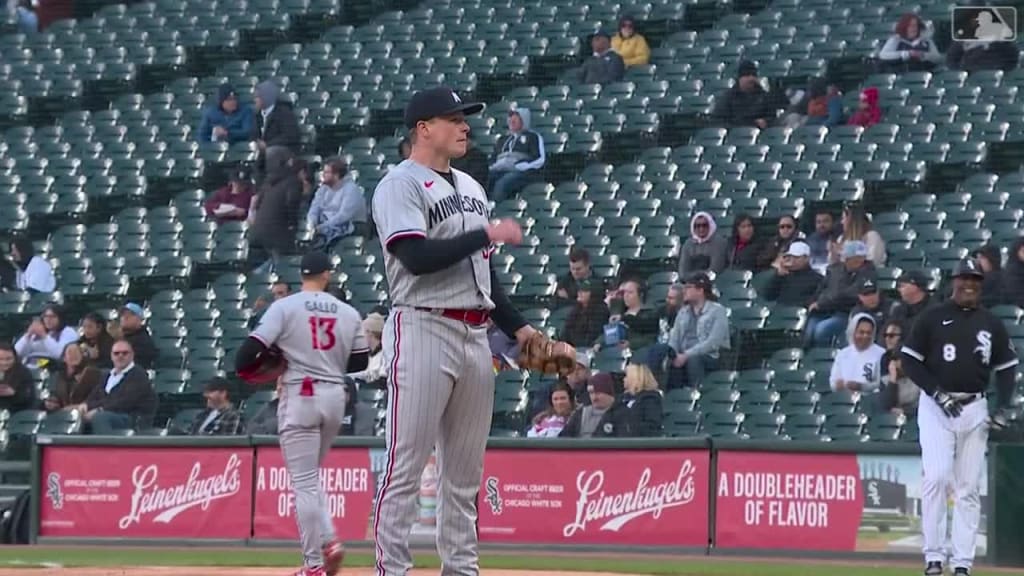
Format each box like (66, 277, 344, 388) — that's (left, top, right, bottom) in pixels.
(715, 451, 990, 555)
(478, 449, 710, 546)
(39, 446, 252, 539)
(252, 446, 377, 541)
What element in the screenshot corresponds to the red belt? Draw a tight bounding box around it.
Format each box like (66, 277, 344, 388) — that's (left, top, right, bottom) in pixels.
(416, 307, 490, 325)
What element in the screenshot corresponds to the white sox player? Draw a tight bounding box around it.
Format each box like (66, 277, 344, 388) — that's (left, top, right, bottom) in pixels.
(901, 258, 1018, 576)
(370, 86, 542, 576)
(236, 251, 369, 576)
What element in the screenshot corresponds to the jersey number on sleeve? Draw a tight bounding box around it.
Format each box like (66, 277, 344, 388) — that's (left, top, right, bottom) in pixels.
(309, 316, 337, 350)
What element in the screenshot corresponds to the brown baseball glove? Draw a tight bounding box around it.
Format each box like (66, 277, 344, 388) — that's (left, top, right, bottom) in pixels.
(518, 331, 577, 376)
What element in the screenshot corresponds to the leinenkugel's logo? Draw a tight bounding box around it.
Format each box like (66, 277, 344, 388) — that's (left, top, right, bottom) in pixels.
(46, 473, 64, 510)
(563, 460, 697, 537)
(118, 454, 243, 529)
(484, 476, 503, 515)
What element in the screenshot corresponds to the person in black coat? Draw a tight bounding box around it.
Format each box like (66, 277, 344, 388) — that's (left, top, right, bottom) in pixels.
(560, 279, 611, 348)
(623, 364, 663, 437)
(248, 146, 303, 272)
(0, 343, 36, 414)
(559, 373, 631, 438)
(118, 303, 158, 370)
(726, 214, 761, 271)
(762, 241, 823, 307)
(450, 130, 490, 189)
(999, 239, 1024, 308)
(971, 244, 1005, 308)
(253, 80, 301, 153)
(74, 340, 156, 434)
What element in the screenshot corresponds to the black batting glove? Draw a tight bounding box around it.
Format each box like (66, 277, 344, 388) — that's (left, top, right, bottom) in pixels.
(933, 390, 963, 418)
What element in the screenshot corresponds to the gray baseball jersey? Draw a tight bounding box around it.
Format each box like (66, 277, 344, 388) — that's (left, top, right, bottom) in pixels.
(371, 160, 495, 310)
(251, 290, 368, 384)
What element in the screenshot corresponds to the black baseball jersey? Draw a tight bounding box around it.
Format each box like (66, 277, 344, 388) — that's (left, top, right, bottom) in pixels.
(901, 301, 1019, 394)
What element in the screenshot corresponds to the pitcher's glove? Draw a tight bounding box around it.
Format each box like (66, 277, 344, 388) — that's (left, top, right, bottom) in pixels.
(237, 344, 287, 385)
(519, 332, 577, 376)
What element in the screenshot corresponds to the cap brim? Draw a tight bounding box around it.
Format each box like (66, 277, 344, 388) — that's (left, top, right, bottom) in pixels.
(443, 102, 485, 118)
(954, 271, 985, 279)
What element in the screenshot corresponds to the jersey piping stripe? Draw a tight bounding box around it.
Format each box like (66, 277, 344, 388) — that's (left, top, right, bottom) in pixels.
(994, 358, 1020, 371)
(901, 345, 925, 362)
(248, 333, 270, 347)
(384, 229, 427, 246)
(373, 310, 402, 576)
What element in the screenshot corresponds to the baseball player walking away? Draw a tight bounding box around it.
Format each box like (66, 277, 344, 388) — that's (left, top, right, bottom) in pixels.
(370, 86, 574, 576)
(236, 251, 370, 576)
(900, 258, 1019, 576)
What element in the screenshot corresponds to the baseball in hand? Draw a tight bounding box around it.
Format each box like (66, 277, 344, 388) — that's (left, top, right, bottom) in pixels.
(487, 219, 523, 245)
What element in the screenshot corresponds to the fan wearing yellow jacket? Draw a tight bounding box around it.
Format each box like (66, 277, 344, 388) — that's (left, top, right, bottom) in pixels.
(611, 16, 651, 67)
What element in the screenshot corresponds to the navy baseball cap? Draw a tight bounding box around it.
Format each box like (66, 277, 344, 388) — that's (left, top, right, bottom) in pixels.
(403, 86, 485, 129)
(300, 251, 333, 276)
(952, 258, 985, 280)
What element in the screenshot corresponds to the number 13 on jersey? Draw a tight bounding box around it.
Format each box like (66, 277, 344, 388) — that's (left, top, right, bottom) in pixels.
(309, 316, 337, 350)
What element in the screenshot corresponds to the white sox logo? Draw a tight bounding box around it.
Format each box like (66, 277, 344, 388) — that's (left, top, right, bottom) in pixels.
(118, 454, 242, 529)
(46, 473, 64, 510)
(484, 476, 503, 515)
(562, 460, 697, 537)
(976, 330, 993, 365)
(867, 480, 881, 506)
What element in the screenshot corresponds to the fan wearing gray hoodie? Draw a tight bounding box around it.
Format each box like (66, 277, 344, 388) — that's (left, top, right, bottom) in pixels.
(487, 107, 546, 202)
(678, 211, 729, 277)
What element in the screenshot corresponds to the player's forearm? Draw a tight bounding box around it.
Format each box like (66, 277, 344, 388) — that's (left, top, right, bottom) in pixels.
(489, 267, 527, 336)
(900, 353, 938, 397)
(389, 230, 491, 276)
(995, 367, 1016, 408)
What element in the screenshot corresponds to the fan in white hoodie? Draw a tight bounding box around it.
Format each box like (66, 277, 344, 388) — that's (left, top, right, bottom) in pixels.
(830, 312, 886, 393)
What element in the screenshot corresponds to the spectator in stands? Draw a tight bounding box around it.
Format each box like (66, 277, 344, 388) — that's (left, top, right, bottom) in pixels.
(762, 241, 822, 307)
(487, 107, 546, 202)
(830, 313, 885, 392)
(807, 210, 839, 274)
(678, 211, 728, 276)
(648, 272, 730, 389)
(2, 238, 55, 293)
(341, 379, 375, 436)
(972, 244, 1005, 308)
(248, 146, 303, 273)
(77, 339, 156, 434)
(878, 13, 943, 72)
(349, 312, 386, 388)
(946, 29, 1020, 72)
(781, 78, 844, 128)
(248, 377, 283, 435)
(849, 278, 894, 346)
(561, 279, 610, 348)
(451, 130, 490, 188)
(527, 381, 575, 438)
(250, 281, 290, 327)
(726, 214, 761, 271)
(577, 30, 626, 85)
(603, 279, 659, 350)
(0, 343, 35, 414)
(565, 351, 592, 407)
(623, 364, 663, 437)
(118, 303, 158, 370)
(398, 137, 411, 161)
(1003, 237, 1024, 307)
(711, 60, 786, 128)
(44, 342, 101, 412)
(196, 83, 254, 146)
(847, 87, 883, 128)
(556, 248, 596, 307)
(879, 352, 919, 416)
(15, 304, 78, 366)
(757, 215, 803, 271)
(559, 372, 630, 438)
(889, 270, 935, 334)
(658, 283, 685, 337)
(78, 315, 115, 367)
(188, 377, 243, 435)
(833, 203, 886, 265)
(611, 16, 650, 68)
(805, 240, 877, 348)
(204, 167, 255, 223)
(14, 0, 37, 35)
(253, 80, 300, 155)
(307, 157, 368, 250)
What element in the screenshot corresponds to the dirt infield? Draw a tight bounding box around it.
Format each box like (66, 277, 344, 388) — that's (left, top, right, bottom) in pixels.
(0, 565, 622, 569)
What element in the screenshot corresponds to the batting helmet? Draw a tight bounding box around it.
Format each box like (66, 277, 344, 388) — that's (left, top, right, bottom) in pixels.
(237, 345, 287, 385)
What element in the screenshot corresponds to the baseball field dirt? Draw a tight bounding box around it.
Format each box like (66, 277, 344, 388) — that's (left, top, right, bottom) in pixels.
(0, 570, 640, 576)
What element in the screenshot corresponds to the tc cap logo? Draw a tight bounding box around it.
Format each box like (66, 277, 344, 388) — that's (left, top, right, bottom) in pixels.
(451, 91, 462, 103)
(952, 6, 1017, 42)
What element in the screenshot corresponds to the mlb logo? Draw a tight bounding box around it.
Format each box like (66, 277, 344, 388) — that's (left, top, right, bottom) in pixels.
(951, 6, 1018, 42)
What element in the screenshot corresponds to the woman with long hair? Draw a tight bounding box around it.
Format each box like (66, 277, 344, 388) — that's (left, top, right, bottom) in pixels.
(44, 342, 102, 411)
(15, 304, 79, 365)
(0, 342, 35, 413)
(727, 214, 761, 271)
(623, 364, 664, 437)
(527, 382, 576, 438)
(79, 312, 114, 369)
(832, 203, 886, 265)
